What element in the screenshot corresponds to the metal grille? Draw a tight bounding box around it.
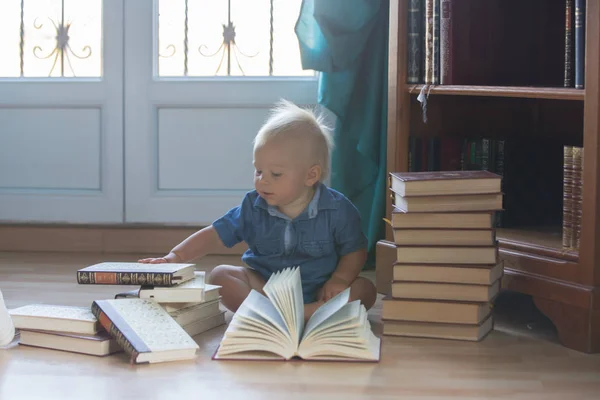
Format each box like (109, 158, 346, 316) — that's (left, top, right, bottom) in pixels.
(158, 0, 313, 77)
(0, 0, 102, 78)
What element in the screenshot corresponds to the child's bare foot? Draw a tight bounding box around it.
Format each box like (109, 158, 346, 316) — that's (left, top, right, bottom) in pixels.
(303, 300, 325, 322)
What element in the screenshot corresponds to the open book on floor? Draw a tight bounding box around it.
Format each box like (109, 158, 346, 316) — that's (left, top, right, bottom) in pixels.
(213, 267, 381, 362)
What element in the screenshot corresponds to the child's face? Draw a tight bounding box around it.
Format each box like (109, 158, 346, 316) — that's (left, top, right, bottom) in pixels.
(253, 136, 319, 208)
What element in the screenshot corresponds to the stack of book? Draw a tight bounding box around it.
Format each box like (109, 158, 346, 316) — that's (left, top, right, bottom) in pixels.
(563, 145, 584, 249)
(382, 170, 504, 341)
(9, 304, 121, 357)
(114, 270, 225, 338)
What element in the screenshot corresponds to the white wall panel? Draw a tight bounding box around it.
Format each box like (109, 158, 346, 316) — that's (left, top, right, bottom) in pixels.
(0, 108, 101, 190)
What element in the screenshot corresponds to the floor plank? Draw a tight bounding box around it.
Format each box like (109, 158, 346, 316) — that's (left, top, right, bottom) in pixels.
(1, 252, 599, 400)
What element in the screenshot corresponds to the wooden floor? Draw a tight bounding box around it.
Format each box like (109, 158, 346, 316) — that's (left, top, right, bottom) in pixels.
(1, 252, 600, 400)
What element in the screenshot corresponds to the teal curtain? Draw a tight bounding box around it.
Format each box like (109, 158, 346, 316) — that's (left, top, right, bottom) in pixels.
(295, 0, 389, 267)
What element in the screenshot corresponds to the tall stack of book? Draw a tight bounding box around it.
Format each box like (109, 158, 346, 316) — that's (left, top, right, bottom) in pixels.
(563, 145, 584, 249)
(382, 170, 504, 341)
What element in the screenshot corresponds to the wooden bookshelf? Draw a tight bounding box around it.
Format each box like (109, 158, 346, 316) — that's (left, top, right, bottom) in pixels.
(379, 0, 600, 353)
(406, 85, 585, 101)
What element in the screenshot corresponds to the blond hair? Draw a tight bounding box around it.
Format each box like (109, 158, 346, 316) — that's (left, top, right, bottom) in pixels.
(253, 100, 334, 181)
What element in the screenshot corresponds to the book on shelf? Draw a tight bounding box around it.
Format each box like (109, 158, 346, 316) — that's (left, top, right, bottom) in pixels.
(9, 304, 100, 335)
(77, 262, 195, 286)
(91, 298, 200, 364)
(563, 145, 584, 249)
(213, 267, 380, 362)
(383, 314, 493, 341)
(391, 280, 501, 302)
(393, 262, 503, 285)
(419, 0, 579, 88)
(18, 329, 121, 357)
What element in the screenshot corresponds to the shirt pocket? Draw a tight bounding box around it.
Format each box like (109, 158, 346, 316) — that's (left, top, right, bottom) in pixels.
(300, 240, 334, 258)
(254, 239, 283, 256)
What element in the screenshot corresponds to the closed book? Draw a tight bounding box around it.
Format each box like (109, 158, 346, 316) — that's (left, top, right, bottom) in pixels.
(139, 271, 220, 303)
(382, 298, 491, 324)
(77, 262, 195, 286)
(182, 312, 226, 337)
(391, 209, 494, 229)
(168, 299, 221, 327)
(391, 279, 501, 302)
(18, 329, 121, 356)
(393, 262, 503, 285)
(383, 314, 493, 341)
(91, 298, 199, 364)
(9, 304, 99, 335)
(392, 228, 495, 246)
(389, 170, 502, 197)
(392, 191, 503, 213)
(395, 245, 498, 264)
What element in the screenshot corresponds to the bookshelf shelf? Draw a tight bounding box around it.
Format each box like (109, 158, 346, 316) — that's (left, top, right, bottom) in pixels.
(379, 0, 600, 353)
(496, 227, 578, 262)
(406, 85, 585, 101)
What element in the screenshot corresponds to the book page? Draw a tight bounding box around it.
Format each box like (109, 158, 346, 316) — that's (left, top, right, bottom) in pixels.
(301, 287, 350, 341)
(263, 267, 304, 346)
(241, 289, 290, 340)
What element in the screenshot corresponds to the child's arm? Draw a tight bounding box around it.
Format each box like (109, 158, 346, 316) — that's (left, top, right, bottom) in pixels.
(138, 225, 226, 263)
(321, 247, 367, 301)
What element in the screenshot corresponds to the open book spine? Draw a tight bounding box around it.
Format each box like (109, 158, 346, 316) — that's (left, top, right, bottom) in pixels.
(77, 271, 174, 286)
(90, 301, 140, 364)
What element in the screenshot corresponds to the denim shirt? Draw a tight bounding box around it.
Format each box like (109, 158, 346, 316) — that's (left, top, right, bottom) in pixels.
(212, 183, 367, 303)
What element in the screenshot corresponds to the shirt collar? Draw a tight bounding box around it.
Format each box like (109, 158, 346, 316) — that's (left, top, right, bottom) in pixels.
(253, 182, 337, 220)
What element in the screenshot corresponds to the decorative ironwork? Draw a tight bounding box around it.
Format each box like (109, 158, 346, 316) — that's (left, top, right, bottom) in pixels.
(159, 0, 277, 76)
(17, 0, 94, 77)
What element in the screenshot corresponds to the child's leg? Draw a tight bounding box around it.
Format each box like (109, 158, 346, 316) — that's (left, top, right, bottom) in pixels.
(208, 265, 266, 313)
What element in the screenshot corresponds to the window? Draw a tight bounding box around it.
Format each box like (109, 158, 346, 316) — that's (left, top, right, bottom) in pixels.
(0, 0, 102, 78)
(157, 0, 313, 77)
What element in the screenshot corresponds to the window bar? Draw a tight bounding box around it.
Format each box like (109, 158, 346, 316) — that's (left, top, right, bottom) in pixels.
(184, 0, 189, 76)
(19, 0, 25, 77)
(269, 0, 274, 76)
(60, 0, 65, 77)
(226, 0, 232, 76)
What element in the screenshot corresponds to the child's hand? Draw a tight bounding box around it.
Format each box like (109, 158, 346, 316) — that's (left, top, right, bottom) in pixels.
(138, 257, 169, 264)
(321, 276, 350, 302)
(138, 252, 181, 264)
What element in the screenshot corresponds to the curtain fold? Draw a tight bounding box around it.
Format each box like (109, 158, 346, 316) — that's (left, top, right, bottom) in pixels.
(295, 0, 389, 267)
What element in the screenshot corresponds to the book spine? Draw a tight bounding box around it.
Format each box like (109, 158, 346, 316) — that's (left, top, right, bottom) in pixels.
(562, 146, 574, 248)
(564, 0, 574, 87)
(440, 0, 452, 84)
(407, 0, 423, 83)
(424, 0, 434, 84)
(91, 301, 140, 364)
(575, 0, 585, 89)
(432, 0, 440, 84)
(481, 138, 490, 171)
(572, 146, 584, 249)
(77, 271, 174, 286)
(494, 140, 505, 228)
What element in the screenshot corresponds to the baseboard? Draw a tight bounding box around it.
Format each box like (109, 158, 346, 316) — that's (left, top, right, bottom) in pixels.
(0, 224, 247, 255)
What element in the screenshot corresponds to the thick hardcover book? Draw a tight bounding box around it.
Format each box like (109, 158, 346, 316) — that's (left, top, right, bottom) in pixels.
(9, 304, 100, 334)
(382, 297, 491, 324)
(424, 0, 434, 84)
(391, 279, 501, 302)
(393, 262, 503, 285)
(407, 0, 423, 83)
(564, 0, 574, 87)
(383, 314, 493, 341)
(440, 0, 453, 84)
(213, 267, 380, 362)
(432, 0, 440, 84)
(91, 298, 199, 364)
(77, 262, 195, 286)
(575, 0, 585, 88)
(18, 329, 121, 357)
(389, 170, 502, 197)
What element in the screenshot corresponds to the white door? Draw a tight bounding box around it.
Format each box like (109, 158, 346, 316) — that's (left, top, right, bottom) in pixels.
(0, 0, 123, 223)
(124, 0, 317, 224)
